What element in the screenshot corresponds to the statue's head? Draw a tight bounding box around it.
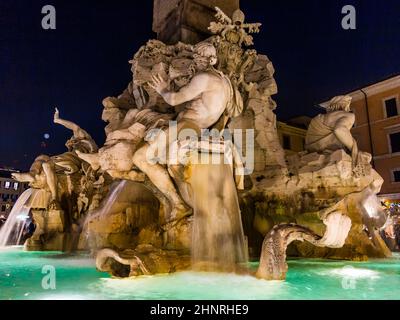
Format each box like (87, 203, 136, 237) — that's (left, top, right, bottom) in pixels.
(102, 108, 125, 124)
(101, 98, 126, 124)
(193, 42, 218, 71)
(327, 95, 352, 112)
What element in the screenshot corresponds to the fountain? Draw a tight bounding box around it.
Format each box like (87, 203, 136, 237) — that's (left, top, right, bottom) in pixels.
(87, 180, 127, 220)
(3, 2, 392, 290)
(0, 189, 33, 247)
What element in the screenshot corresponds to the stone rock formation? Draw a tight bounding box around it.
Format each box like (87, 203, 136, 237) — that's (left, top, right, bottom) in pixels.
(242, 95, 390, 274)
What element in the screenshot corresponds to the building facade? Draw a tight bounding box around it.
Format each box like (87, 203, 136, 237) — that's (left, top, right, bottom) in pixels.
(320, 74, 400, 204)
(277, 116, 311, 155)
(0, 168, 28, 219)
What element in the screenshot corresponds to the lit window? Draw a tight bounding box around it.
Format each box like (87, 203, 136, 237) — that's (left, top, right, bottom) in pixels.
(13, 182, 19, 190)
(4, 181, 11, 189)
(389, 132, 400, 153)
(385, 98, 398, 118)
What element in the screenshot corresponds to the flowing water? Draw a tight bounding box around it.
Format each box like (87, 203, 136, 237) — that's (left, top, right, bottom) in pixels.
(190, 162, 247, 270)
(1, 247, 400, 300)
(0, 189, 33, 247)
(89, 180, 127, 219)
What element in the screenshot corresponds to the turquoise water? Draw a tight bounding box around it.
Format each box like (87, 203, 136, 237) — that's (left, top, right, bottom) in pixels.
(1, 247, 400, 300)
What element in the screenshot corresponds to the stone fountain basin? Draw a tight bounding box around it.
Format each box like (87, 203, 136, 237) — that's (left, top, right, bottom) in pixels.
(1, 247, 400, 300)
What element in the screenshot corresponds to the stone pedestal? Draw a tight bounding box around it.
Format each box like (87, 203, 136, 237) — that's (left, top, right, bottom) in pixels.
(153, 0, 240, 44)
(241, 150, 391, 260)
(25, 209, 66, 251)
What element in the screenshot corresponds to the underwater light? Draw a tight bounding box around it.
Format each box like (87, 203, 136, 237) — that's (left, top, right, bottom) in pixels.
(40, 294, 89, 300)
(329, 266, 380, 279)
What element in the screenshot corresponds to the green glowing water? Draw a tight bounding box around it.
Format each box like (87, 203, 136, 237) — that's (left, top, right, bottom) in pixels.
(1, 247, 400, 300)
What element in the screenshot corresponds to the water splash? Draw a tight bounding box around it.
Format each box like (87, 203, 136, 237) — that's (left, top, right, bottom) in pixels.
(0, 189, 33, 247)
(89, 180, 127, 219)
(79, 180, 128, 250)
(362, 194, 381, 218)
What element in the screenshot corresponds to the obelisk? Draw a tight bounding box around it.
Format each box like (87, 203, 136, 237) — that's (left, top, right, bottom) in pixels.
(153, 0, 240, 44)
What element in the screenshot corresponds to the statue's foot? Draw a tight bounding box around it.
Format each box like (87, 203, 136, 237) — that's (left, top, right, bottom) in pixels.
(161, 203, 192, 231)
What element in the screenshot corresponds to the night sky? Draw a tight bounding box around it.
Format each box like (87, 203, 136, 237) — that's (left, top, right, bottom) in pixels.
(0, 0, 399, 170)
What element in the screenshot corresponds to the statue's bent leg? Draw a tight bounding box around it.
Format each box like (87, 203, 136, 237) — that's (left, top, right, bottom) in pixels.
(132, 144, 191, 225)
(76, 151, 101, 171)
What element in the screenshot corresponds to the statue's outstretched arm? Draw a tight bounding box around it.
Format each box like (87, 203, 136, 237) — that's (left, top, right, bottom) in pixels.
(149, 74, 208, 106)
(54, 108, 88, 140)
(12, 172, 35, 183)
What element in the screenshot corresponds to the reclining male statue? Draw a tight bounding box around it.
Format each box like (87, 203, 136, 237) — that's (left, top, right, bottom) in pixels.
(12, 109, 98, 209)
(306, 95, 362, 166)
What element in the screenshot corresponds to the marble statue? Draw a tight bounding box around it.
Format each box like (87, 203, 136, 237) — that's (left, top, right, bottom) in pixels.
(135, 41, 235, 222)
(54, 108, 98, 154)
(13, 109, 99, 210)
(12, 155, 57, 209)
(257, 211, 351, 280)
(78, 41, 243, 227)
(306, 95, 361, 167)
(11, 110, 107, 251)
(96, 248, 151, 277)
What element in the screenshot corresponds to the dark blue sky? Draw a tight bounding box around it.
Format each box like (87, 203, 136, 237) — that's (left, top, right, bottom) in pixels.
(0, 0, 399, 170)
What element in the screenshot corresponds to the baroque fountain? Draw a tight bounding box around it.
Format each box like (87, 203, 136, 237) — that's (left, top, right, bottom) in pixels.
(0, 3, 394, 298)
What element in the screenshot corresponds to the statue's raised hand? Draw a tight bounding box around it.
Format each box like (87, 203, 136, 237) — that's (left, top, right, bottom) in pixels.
(148, 74, 168, 95)
(54, 107, 60, 123)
